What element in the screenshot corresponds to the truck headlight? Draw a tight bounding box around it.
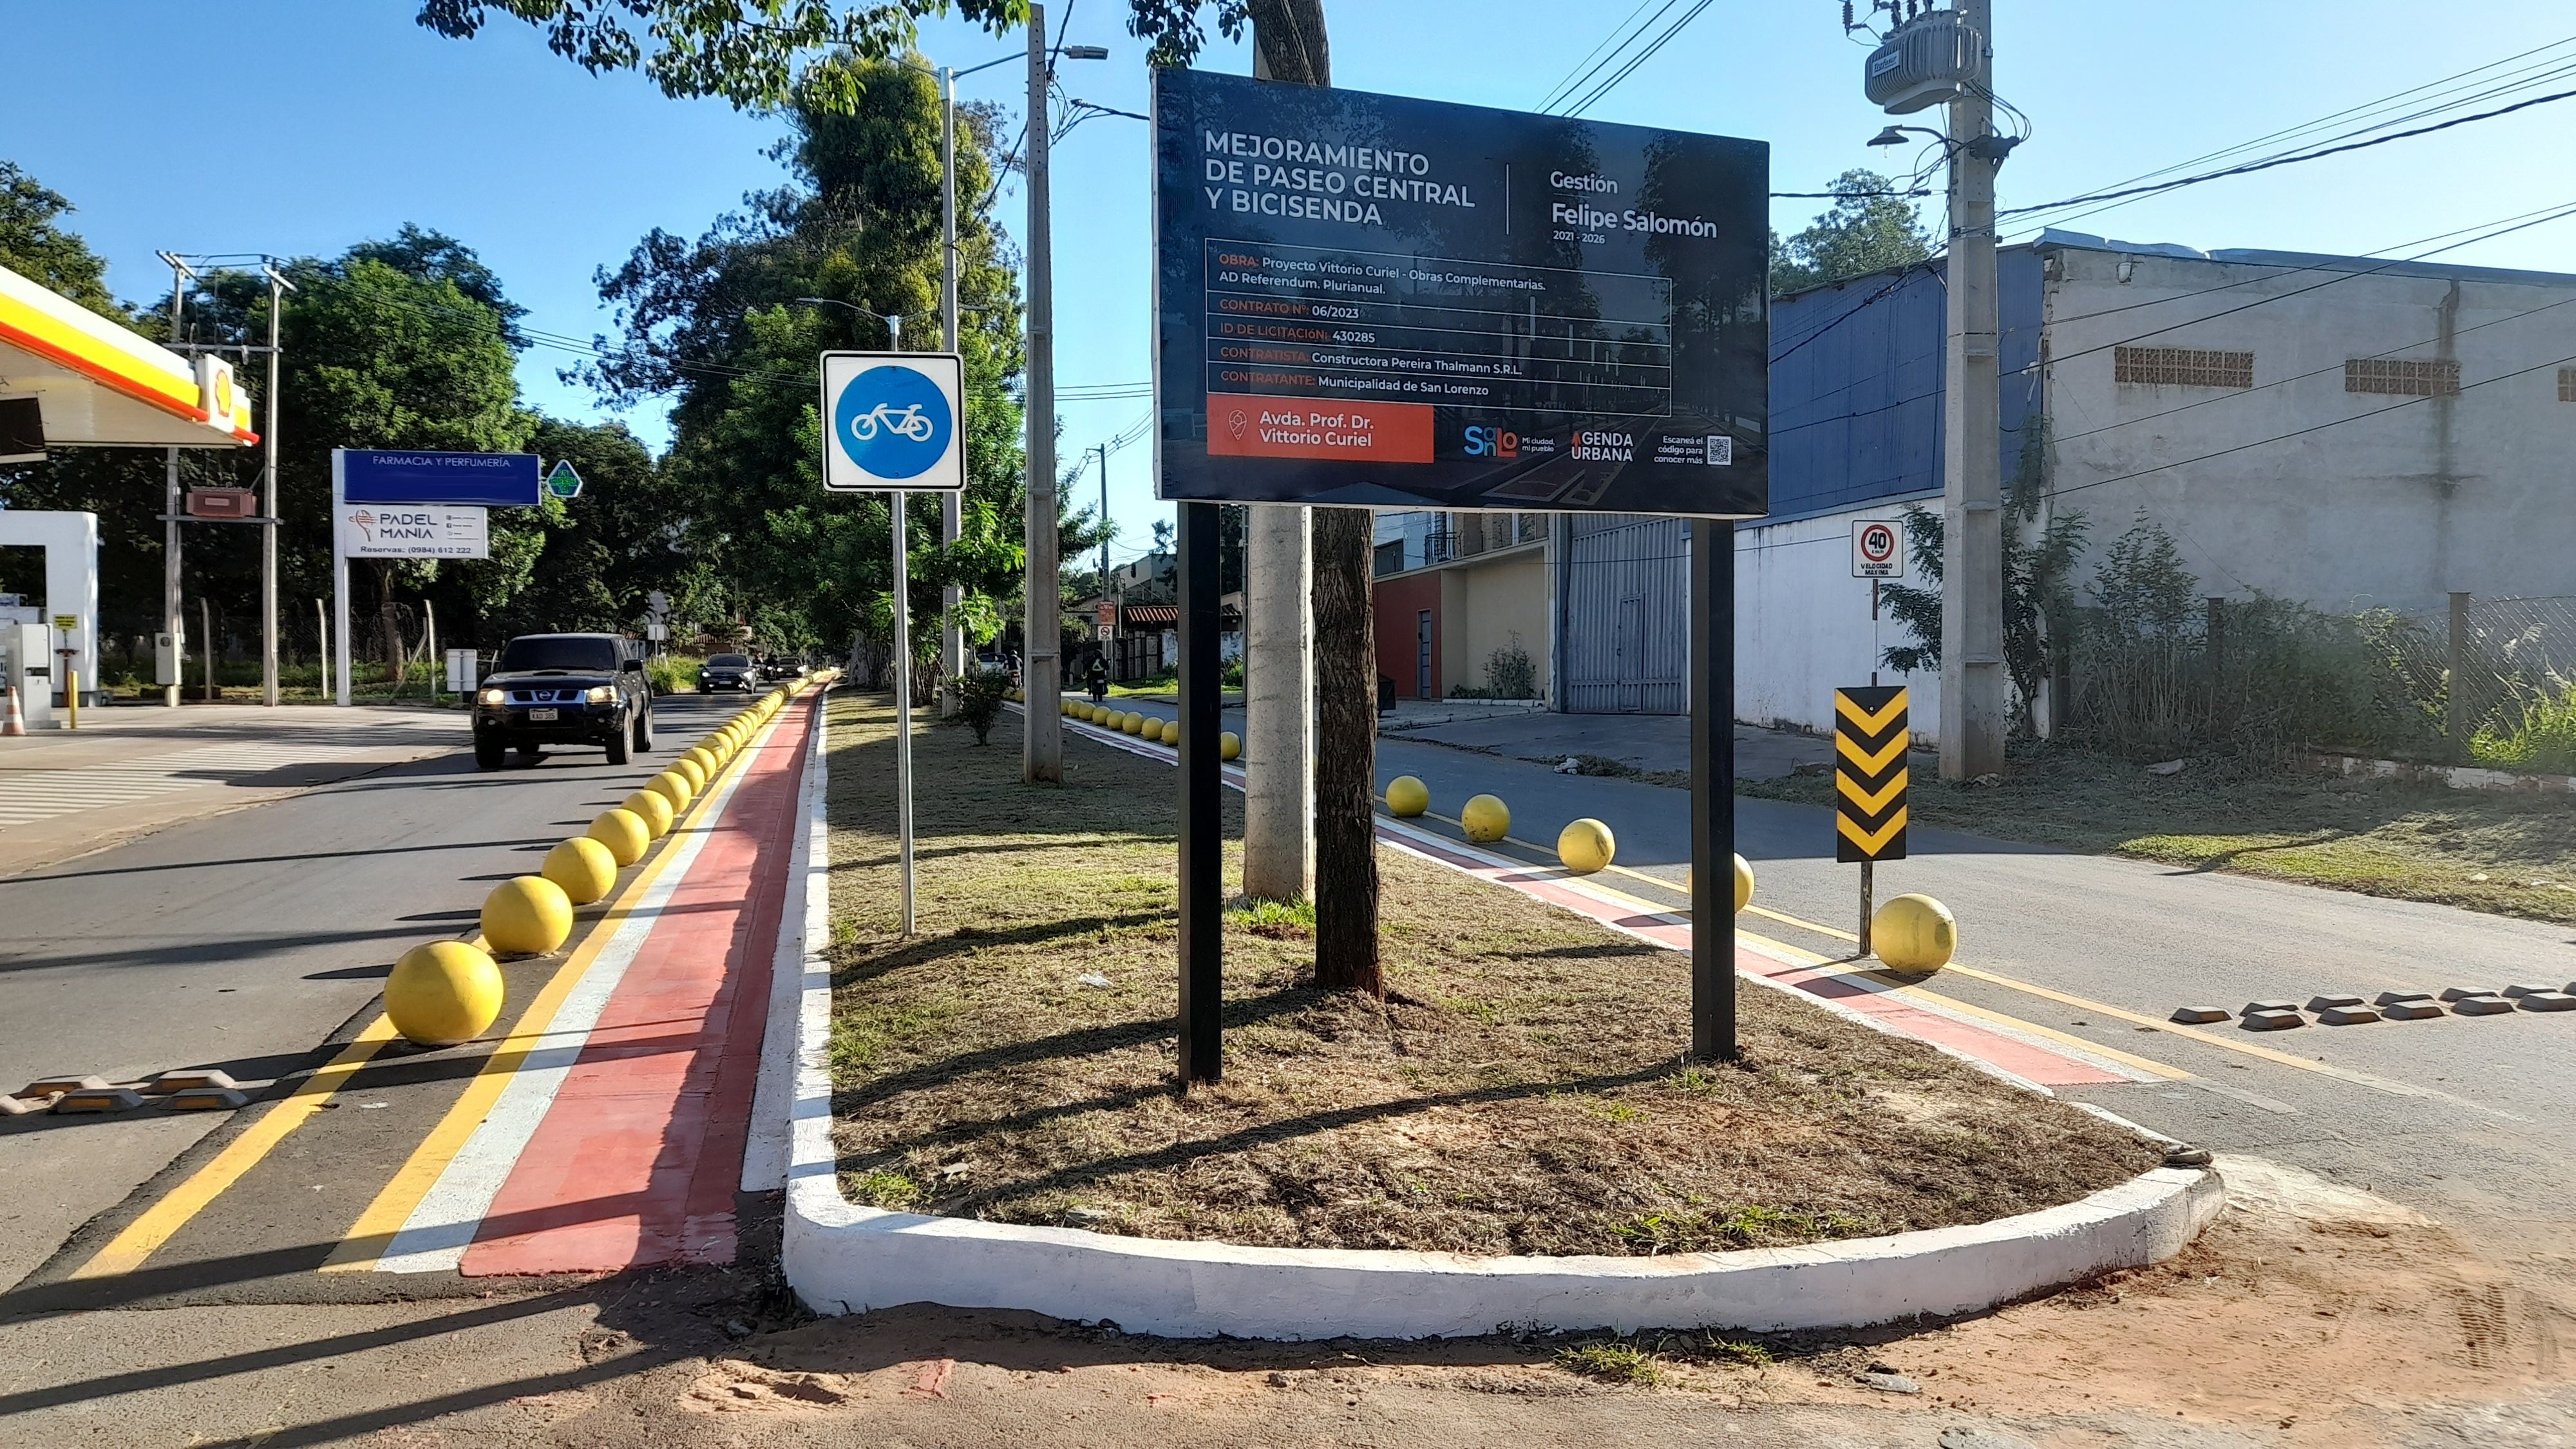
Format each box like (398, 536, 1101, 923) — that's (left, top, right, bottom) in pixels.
(478, 687, 505, 706)
(586, 685, 616, 705)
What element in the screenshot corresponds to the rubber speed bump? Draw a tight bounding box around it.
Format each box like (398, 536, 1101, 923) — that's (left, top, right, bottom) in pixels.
(2316, 1004, 2382, 1025)
(2518, 992, 2576, 1012)
(1557, 818, 1615, 874)
(1385, 775, 1430, 817)
(2241, 1008, 2305, 1030)
(2451, 994, 2514, 1016)
(2170, 1007, 2231, 1024)
(166, 1086, 251, 1111)
(386, 940, 505, 1047)
(543, 836, 619, 904)
(622, 789, 675, 838)
(1870, 893, 1955, 971)
(482, 876, 573, 956)
(54, 1086, 145, 1113)
(144, 1068, 239, 1095)
(1461, 793, 1510, 843)
(21, 1074, 106, 1099)
(2381, 999, 2445, 1020)
(1220, 731, 1241, 761)
(589, 809, 651, 867)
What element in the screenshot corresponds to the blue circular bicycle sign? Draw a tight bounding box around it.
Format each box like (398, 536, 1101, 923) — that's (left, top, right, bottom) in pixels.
(820, 353, 964, 490)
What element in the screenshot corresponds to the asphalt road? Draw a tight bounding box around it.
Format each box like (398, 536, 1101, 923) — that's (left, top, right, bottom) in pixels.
(1090, 696, 2576, 1299)
(0, 693, 759, 1294)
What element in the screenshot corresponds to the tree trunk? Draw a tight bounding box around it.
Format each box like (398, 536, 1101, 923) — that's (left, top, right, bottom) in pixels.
(1249, 1, 1375, 994)
(1310, 506, 1379, 996)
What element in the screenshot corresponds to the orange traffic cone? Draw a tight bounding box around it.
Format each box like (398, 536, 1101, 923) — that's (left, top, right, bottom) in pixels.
(1, 685, 24, 737)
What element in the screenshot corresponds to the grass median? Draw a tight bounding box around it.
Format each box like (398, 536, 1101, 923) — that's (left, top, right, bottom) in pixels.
(1741, 744, 2576, 926)
(821, 691, 2157, 1257)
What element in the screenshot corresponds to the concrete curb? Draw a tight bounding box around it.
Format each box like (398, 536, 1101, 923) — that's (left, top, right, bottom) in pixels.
(775, 693, 2225, 1340)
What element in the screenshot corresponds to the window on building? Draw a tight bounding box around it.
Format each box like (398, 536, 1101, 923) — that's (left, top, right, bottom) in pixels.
(2345, 357, 2459, 397)
(2559, 367, 2575, 402)
(2114, 346, 2253, 389)
(1374, 540, 1404, 576)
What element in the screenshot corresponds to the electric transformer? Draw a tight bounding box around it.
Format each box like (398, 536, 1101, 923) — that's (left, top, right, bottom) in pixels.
(1864, 10, 1985, 115)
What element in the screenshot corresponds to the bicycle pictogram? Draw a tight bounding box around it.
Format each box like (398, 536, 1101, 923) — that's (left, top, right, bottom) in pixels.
(848, 402, 938, 444)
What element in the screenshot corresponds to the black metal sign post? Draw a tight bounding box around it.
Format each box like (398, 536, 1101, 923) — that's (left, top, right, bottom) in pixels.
(1689, 518, 1739, 1060)
(1176, 500, 1226, 1084)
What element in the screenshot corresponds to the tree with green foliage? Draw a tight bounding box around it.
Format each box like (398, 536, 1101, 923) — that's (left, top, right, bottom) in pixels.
(587, 57, 1097, 667)
(1768, 169, 1934, 296)
(0, 162, 118, 314)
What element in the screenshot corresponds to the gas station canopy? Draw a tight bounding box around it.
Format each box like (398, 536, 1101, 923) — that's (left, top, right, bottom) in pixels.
(0, 261, 259, 453)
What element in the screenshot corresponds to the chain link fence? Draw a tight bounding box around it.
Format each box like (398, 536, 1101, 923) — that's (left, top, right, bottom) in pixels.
(2064, 592, 2576, 772)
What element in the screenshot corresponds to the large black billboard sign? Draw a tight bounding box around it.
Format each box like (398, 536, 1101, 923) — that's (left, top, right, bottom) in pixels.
(1153, 68, 1768, 516)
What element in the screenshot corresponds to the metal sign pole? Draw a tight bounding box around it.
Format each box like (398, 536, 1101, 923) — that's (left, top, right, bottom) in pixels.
(1176, 500, 1224, 1085)
(892, 488, 915, 936)
(331, 450, 351, 706)
(1690, 518, 1739, 1060)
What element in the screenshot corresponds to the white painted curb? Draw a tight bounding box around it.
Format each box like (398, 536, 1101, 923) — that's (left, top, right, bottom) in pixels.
(773, 693, 2224, 1340)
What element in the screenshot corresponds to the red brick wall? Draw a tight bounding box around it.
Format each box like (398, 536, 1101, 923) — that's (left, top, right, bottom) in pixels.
(1372, 573, 1443, 699)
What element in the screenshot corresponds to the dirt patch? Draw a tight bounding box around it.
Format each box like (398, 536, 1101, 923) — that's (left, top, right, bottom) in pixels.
(824, 692, 2157, 1257)
(1742, 743, 2576, 925)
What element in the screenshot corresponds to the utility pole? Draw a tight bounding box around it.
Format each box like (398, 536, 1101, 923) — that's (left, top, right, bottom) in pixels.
(939, 65, 965, 717)
(1938, 0, 2005, 780)
(1021, 3, 1065, 781)
(1096, 442, 1113, 648)
(1240, 15, 1320, 905)
(157, 251, 194, 710)
(260, 263, 294, 708)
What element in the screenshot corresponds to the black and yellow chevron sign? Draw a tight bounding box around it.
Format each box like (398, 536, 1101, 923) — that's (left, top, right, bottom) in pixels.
(1834, 685, 1909, 862)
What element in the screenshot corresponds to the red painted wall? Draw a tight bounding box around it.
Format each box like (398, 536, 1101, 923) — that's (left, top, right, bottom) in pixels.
(1373, 573, 1443, 699)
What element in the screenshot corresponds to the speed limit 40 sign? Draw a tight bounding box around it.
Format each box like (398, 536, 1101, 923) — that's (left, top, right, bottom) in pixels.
(1852, 518, 1906, 579)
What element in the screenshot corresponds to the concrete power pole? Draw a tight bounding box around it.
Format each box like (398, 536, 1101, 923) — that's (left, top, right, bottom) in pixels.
(260, 263, 293, 708)
(938, 66, 965, 718)
(1240, 39, 1318, 904)
(157, 251, 194, 711)
(1021, 5, 1065, 781)
(1938, 0, 2006, 781)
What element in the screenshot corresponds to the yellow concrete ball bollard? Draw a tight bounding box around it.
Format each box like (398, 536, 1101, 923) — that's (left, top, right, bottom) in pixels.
(683, 745, 719, 779)
(621, 789, 675, 838)
(1122, 712, 1145, 736)
(587, 808, 652, 867)
(1872, 893, 1958, 972)
(1220, 730, 1241, 761)
(1685, 853, 1759, 913)
(1142, 718, 1166, 743)
(647, 770, 695, 813)
(1557, 817, 1615, 873)
(1461, 793, 1511, 843)
(544, 835, 620, 904)
(386, 940, 504, 1048)
(672, 755, 708, 793)
(1385, 775, 1430, 818)
(482, 875, 574, 956)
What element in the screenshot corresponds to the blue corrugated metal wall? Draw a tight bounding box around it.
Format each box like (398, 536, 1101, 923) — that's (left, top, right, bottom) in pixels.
(1763, 247, 2045, 524)
(1557, 249, 2044, 712)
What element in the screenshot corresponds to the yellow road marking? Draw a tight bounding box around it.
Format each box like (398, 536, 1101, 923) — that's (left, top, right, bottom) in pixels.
(71, 1015, 402, 1279)
(1395, 813, 2192, 1082)
(326, 690, 790, 1271)
(73, 696, 789, 1282)
(1737, 898, 2407, 1083)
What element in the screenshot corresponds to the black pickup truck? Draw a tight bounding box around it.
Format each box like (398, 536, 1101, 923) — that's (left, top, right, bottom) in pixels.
(471, 633, 656, 769)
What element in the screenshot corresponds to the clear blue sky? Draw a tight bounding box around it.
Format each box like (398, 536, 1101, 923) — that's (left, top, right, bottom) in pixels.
(8, 2, 2571, 569)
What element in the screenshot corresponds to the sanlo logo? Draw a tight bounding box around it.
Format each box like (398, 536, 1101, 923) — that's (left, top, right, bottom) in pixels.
(832, 364, 952, 480)
(1461, 424, 1518, 459)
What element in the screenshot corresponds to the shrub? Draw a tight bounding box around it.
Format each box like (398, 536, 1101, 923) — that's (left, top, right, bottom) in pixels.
(951, 665, 1011, 744)
(1485, 633, 1540, 699)
(2472, 681, 2576, 774)
(644, 654, 699, 696)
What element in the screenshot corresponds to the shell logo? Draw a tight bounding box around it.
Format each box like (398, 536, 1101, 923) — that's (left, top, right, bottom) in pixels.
(213, 371, 234, 421)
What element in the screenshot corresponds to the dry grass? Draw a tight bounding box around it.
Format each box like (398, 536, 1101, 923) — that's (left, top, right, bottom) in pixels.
(824, 692, 2159, 1257)
(1742, 744, 2576, 925)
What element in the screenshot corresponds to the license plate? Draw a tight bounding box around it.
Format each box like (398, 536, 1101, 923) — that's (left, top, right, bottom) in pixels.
(529, 708, 558, 721)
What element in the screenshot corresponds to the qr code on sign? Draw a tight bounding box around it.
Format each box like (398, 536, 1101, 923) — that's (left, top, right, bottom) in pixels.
(1703, 435, 1732, 466)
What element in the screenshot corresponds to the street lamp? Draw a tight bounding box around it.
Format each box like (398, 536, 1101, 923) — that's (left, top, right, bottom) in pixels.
(791, 295, 904, 346)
